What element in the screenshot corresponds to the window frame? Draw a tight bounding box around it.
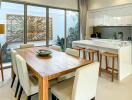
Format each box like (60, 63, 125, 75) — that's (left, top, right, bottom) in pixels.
(2, 0, 80, 48)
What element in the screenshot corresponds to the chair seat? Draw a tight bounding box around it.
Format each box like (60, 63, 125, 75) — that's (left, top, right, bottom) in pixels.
(51, 78, 74, 100)
(86, 49, 98, 53)
(75, 46, 85, 50)
(58, 72, 75, 82)
(101, 52, 118, 57)
(29, 76, 58, 96)
(29, 76, 38, 96)
(49, 79, 58, 87)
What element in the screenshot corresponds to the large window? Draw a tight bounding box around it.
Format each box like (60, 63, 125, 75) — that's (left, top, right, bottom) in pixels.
(1, 1, 80, 50)
(27, 5, 47, 46)
(66, 11, 79, 48)
(1, 1, 80, 62)
(0, 2, 24, 49)
(49, 8, 65, 49)
(0, 2, 24, 62)
(49, 9, 79, 50)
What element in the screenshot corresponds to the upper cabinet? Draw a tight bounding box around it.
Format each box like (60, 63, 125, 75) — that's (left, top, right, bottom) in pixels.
(88, 4, 132, 26)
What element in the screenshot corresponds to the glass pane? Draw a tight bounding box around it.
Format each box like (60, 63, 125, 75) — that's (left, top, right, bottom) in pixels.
(0, 2, 24, 63)
(27, 5, 46, 46)
(66, 11, 80, 48)
(0, 2, 24, 49)
(49, 8, 65, 50)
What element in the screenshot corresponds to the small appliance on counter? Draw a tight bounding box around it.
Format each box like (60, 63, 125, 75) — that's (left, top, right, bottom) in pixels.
(112, 32, 123, 40)
(117, 32, 123, 40)
(128, 37, 132, 41)
(91, 32, 101, 38)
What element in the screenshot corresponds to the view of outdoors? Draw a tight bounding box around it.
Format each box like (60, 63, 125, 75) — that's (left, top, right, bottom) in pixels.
(27, 6, 48, 46)
(0, 2, 80, 62)
(0, 2, 24, 48)
(0, 2, 24, 62)
(49, 8, 65, 48)
(66, 11, 79, 48)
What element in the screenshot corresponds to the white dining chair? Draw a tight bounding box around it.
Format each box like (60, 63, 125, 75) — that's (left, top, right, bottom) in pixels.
(15, 54, 58, 100)
(51, 62, 99, 100)
(10, 49, 20, 97)
(57, 48, 80, 81)
(49, 45, 61, 51)
(65, 48, 79, 58)
(16, 54, 38, 100)
(20, 44, 34, 49)
(10, 49, 18, 87)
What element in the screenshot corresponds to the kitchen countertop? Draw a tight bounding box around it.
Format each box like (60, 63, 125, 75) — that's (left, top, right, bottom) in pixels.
(73, 39, 131, 49)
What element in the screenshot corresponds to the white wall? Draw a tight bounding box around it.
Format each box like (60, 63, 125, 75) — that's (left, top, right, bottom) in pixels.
(12, 0, 78, 10)
(86, 0, 132, 39)
(88, 0, 132, 10)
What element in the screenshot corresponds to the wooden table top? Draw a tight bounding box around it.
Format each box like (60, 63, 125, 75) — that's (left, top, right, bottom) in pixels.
(16, 46, 91, 80)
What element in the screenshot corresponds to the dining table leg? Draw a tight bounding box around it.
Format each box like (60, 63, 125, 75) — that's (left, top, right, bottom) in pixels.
(39, 76, 48, 100)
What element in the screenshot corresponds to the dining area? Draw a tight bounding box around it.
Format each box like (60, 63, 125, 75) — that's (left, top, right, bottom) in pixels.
(7, 44, 100, 100)
(0, 0, 132, 100)
(0, 43, 132, 100)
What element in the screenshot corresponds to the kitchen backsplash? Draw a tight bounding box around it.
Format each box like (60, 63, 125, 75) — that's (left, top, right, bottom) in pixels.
(93, 26, 132, 41)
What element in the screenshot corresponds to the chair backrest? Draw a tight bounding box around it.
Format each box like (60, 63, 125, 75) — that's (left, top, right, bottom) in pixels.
(15, 55, 31, 96)
(0, 46, 2, 63)
(20, 44, 34, 49)
(10, 49, 18, 76)
(49, 45, 61, 51)
(2, 42, 8, 53)
(65, 48, 79, 57)
(72, 62, 99, 100)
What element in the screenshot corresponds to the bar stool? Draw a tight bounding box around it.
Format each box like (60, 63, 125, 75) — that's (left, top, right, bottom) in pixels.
(74, 46, 86, 59)
(99, 52, 118, 82)
(86, 49, 99, 62)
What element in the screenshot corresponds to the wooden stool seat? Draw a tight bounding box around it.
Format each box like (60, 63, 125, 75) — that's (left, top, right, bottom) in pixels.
(86, 49, 99, 61)
(87, 49, 98, 53)
(74, 46, 86, 59)
(102, 52, 118, 57)
(99, 52, 118, 82)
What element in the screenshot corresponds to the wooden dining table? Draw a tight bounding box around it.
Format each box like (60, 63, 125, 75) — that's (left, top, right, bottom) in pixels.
(16, 46, 92, 100)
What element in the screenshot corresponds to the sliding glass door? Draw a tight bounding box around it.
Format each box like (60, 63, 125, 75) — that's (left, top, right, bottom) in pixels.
(0, 2, 24, 49)
(0, 1, 80, 63)
(27, 5, 46, 46)
(49, 8, 65, 49)
(48, 9, 79, 49)
(0, 2, 24, 62)
(66, 11, 79, 48)
(1, 1, 80, 50)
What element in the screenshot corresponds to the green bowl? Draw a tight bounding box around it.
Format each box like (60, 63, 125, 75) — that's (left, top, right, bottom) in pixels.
(36, 50, 52, 57)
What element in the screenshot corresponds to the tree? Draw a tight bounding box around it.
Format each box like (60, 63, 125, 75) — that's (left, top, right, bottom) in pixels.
(66, 22, 80, 48)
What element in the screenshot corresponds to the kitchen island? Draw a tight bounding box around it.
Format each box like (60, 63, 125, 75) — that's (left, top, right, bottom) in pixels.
(72, 39, 132, 81)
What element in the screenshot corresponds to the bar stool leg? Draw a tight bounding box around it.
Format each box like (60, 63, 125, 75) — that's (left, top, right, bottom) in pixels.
(83, 50, 86, 59)
(92, 52, 94, 62)
(99, 54, 102, 76)
(89, 52, 91, 61)
(79, 50, 81, 58)
(97, 51, 99, 61)
(105, 56, 108, 71)
(112, 57, 115, 82)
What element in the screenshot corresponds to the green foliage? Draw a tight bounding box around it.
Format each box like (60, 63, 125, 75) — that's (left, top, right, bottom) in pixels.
(66, 22, 80, 48)
(56, 22, 80, 50)
(56, 36, 65, 51)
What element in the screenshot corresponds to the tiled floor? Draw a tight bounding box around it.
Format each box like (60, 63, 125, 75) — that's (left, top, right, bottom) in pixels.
(0, 68, 132, 100)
